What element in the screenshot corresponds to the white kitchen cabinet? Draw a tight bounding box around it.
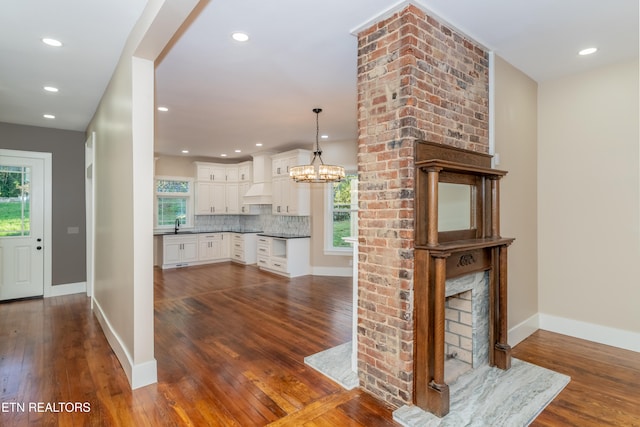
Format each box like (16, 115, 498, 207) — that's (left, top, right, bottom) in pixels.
(225, 183, 240, 214)
(162, 232, 235, 269)
(256, 236, 271, 269)
(225, 165, 239, 182)
(271, 178, 284, 214)
(256, 236, 310, 277)
(195, 182, 225, 215)
(230, 233, 258, 264)
(161, 234, 198, 268)
(272, 157, 288, 177)
(194, 161, 253, 215)
(238, 161, 252, 182)
(195, 162, 226, 182)
(198, 233, 230, 261)
(271, 178, 310, 215)
(271, 150, 311, 216)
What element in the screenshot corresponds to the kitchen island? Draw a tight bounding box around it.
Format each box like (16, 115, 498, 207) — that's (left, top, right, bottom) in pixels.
(256, 233, 310, 277)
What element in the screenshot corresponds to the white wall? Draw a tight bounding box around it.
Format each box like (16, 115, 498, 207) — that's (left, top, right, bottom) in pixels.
(87, 0, 201, 389)
(493, 56, 539, 345)
(538, 59, 640, 349)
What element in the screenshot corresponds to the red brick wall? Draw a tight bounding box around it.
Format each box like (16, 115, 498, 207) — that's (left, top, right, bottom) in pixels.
(356, 4, 489, 407)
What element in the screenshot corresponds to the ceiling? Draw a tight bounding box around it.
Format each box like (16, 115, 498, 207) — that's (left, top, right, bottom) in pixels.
(1, 0, 638, 161)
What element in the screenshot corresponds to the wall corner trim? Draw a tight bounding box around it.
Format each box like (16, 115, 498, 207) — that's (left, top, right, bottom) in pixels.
(508, 313, 540, 347)
(130, 359, 158, 390)
(93, 299, 158, 389)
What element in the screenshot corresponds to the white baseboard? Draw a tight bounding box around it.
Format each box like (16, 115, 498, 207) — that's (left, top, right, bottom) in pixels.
(131, 359, 158, 389)
(46, 281, 87, 297)
(92, 299, 158, 389)
(539, 313, 640, 353)
(310, 266, 353, 277)
(508, 313, 540, 347)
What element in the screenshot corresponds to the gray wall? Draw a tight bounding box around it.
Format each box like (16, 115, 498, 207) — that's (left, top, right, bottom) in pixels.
(0, 121, 86, 285)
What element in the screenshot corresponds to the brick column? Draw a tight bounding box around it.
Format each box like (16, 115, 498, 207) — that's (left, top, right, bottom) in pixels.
(356, 4, 489, 407)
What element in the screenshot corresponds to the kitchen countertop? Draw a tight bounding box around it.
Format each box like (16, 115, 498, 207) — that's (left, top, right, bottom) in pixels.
(257, 233, 311, 239)
(154, 229, 263, 236)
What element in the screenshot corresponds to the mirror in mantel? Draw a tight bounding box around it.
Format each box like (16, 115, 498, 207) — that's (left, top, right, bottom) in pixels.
(438, 182, 473, 231)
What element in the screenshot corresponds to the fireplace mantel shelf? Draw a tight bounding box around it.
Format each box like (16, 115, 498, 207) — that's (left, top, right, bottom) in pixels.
(416, 237, 515, 254)
(415, 158, 508, 178)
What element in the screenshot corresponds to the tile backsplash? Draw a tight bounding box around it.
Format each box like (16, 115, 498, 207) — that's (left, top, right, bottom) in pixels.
(193, 205, 310, 236)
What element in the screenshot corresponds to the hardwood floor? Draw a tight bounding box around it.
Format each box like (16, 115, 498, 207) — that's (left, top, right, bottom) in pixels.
(1, 262, 638, 426)
(512, 330, 640, 427)
(0, 263, 397, 426)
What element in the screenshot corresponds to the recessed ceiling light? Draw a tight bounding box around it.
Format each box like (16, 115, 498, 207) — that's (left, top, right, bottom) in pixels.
(234, 149, 242, 153)
(256, 143, 263, 147)
(43, 114, 55, 119)
(42, 38, 62, 47)
(44, 86, 58, 92)
(157, 106, 169, 112)
(221, 154, 228, 157)
(181, 150, 189, 154)
(321, 135, 329, 139)
(579, 47, 598, 56)
(231, 32, 249, 42)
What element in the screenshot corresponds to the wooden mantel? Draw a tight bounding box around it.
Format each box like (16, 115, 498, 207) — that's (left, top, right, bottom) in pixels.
(413, 141, 515, 417)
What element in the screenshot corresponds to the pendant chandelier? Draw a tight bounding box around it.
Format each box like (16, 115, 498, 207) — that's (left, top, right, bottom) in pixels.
(290, 108, 345, 183)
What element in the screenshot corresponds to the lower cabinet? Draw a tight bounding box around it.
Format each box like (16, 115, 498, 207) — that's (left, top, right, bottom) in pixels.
(161, 235, 198, 268)
(161, 233, 309, 274)
(161, 233, 230, 269)
(230, 233, 258, 265)
(256, 236, 310, 277)
(198, 233, 230, 262)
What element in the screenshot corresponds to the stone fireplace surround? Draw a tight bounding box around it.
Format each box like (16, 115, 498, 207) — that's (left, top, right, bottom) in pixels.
(444, 272, 489, 383)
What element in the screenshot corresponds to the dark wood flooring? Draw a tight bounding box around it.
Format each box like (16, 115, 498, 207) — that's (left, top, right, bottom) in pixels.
(0, 261, 638, 426)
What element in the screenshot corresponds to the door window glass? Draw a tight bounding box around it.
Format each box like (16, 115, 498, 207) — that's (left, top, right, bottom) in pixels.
(0, 165, 31, 237)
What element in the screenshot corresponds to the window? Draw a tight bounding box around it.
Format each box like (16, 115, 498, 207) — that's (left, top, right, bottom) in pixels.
(155, 177, 192, 229)
(0, 165, 31, 237)
(325, 174, 358, 254)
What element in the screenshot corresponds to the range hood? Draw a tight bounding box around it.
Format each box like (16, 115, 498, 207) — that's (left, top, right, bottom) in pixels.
(243, 153, 274, 205)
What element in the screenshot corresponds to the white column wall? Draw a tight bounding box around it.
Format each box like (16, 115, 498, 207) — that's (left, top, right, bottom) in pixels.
(87, 0, 201, 388)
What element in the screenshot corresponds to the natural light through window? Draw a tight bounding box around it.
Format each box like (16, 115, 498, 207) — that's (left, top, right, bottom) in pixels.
(155, 177, 192, 229)
(325, 174, 357, 254)
(0, 165, 31, 237)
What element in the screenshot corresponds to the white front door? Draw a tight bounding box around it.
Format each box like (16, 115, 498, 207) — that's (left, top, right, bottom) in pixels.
(0, 154, 45, 300)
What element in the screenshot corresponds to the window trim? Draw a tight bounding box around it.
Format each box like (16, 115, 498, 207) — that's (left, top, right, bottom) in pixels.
(324, 174, 358, 256)
(154, 175, 194, 230)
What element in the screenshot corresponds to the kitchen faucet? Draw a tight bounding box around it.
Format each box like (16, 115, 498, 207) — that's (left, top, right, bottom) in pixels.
(174, 218, 180, 234)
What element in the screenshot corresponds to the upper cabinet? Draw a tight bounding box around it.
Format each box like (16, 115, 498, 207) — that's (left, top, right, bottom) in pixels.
(194, 161, 252, 215)
(191, 153, 311, 217)
(238, 161, 252, 182)
(195, 181, 225, 215)
(196, 163, 226, 182)
(271, 150, 311, 216)
(225, 165, 239, 182)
